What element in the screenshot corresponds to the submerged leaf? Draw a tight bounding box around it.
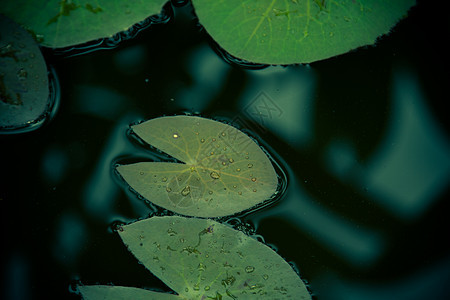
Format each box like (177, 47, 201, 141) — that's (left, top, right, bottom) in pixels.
(117, 116, 278, 218)
(0, 0, 167, 48)
(78, 285, 182, 300)
(115, 216, 311, 299)
(191, 0, 415, 64)
(0, 14, 50, 133)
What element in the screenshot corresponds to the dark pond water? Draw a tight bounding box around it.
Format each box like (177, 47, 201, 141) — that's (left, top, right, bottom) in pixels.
(2, 1, 450, 299)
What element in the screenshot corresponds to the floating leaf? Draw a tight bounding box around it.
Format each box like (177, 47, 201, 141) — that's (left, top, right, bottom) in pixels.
(78, 285, 182, 300)
(191, 0, 415, 64)
(0, 14, 50, 133)
(117, 116, 278, 218)
(0, 0, 167, 48)
(80, 216, 311, 299)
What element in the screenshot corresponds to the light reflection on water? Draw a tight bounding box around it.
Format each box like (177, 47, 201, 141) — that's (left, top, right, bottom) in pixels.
(238, 65, 316, 147)
(316, 256, 450, 300)
(363, 66, 450, 219)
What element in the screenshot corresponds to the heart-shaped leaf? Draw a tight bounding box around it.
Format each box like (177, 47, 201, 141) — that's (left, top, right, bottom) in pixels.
(0, 0, 167, 48)
(117, 116, 279, 218)
(191, 0, 415, 64)
(79, 216, 311, 299)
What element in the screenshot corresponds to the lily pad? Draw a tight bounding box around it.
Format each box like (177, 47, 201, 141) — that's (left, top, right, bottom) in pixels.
(79, 216, 311, 299)
(0, 14, 50, 132)
(191, 0, 415, 64)
(117, 116, 278, 218)
(0, 0, 167, 48)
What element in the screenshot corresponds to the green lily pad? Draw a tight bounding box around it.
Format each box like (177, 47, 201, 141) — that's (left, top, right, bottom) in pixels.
(0, 14, 49, 132)
(0, 0, 167, 48)
(191, 0, 415, 64)
(79, 216, 311, 299)
(117, 116, 278, 218)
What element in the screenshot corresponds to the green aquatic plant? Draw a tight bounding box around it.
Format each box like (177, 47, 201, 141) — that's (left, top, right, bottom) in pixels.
(79, 216, 311, 299)
(0, 0, 415, 64)
(0, 14, 49, 132)
(117, 116, 278, 218)
(0, 1, 416, 299)
(0, 0, 167, 48)
(191, 0, 415, 64)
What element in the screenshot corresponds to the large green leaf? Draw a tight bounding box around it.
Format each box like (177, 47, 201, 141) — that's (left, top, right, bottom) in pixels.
(117, 116, 278, 218)
(0, 14, 49, 132)
(0, 0, 167, 48)
(80, 216, 311, 299)
(191, 0, 415, 64)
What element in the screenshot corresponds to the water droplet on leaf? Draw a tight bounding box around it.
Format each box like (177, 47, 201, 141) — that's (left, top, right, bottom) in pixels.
(17, 68, 27, 79)
(181, 186, 191, 196)
(167, 228, 177, 236)
(210, 171, 220, 179)
(197, 262, 206, 271)
(245, 266, 255, 273)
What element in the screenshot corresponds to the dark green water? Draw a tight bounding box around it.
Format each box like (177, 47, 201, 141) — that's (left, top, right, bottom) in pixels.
(2, 1, 450, 299)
